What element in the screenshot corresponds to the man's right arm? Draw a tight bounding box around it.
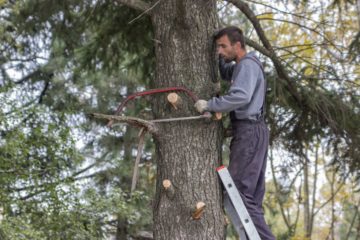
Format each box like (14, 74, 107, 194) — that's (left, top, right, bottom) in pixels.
(219, 57, 235, 81)
(207, 60, 259, 113)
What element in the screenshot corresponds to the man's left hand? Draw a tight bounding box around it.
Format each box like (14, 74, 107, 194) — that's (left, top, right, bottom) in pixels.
(194, 100, 209, 113)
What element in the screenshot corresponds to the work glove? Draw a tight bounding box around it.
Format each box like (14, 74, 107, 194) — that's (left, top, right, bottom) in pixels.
(194, 100, 209, 113)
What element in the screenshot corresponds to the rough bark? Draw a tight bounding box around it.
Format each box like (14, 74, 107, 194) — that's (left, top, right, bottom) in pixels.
(150, 1, 225, 239)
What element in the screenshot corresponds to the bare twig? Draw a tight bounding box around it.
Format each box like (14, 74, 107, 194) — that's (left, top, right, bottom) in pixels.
(273, 43, 329, 50)
(115, 0, 150, 12)
(277, 47, 343, 79)
(313, 175, 348, 216)
(257, 17, 334, 44)
(128, 0, 162, 24)
(131, 128, 147, 193)
(246, 0, 321, 24)
(345, 200, 360, 239)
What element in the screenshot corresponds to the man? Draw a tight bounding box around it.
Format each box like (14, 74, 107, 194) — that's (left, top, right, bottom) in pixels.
(194, 26, 275, 240)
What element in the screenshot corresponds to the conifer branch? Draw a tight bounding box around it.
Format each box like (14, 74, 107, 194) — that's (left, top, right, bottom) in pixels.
(227, 0, 303, 106)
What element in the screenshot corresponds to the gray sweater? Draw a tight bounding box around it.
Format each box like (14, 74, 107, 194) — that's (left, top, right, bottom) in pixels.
(207, 51, 265, 120)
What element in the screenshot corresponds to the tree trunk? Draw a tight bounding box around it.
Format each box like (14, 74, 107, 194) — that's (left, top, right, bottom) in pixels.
(329, 172, 335, 240)
(150, 1, 225, 239)
(303, 147, 311, 239)
(115, 216, 128, 240)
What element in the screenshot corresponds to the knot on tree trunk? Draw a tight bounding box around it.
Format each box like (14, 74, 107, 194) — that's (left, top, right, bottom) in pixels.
(162, 179, 175, 200)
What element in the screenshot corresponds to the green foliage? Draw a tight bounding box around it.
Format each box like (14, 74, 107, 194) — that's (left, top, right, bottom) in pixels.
(0, 0, 156, 238)
(0, 186, 151, 239)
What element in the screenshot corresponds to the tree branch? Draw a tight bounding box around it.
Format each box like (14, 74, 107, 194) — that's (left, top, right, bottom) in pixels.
(128, 0, 162, 24)
(13, 69, 42, 84)
(345, 200, 360, 239)
(258, 17, 333, 43)
(273, 42, 334, 50)
(277, 47, 340, 78)
(227, 0, 272, 51)
(8, 152, 111, 193)
(269, 150, 291, 229)
(247, 0, 323, 25)
(246, 39, 306, 80)
(227, 0, 303, 107)
(245, 37, 272, 58)
(270, 114, 298, 143)
(38, 81, 49, 104)
(19, 189, 48, 201)
(313, 177, 347, 216)
(115, 0, 151, 12)
(90, 113, 158, 134)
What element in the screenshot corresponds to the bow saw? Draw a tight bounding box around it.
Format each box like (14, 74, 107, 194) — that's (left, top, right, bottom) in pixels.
(107, 86, 220, 127)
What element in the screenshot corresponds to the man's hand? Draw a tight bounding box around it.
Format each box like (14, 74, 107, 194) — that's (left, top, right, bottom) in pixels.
(194, 100, 209, 113)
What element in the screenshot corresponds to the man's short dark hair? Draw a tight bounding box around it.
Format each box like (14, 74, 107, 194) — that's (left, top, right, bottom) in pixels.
(214, 26, 246, 49)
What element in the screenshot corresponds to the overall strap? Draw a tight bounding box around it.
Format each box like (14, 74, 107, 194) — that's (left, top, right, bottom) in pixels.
(241, 56, 267, 118)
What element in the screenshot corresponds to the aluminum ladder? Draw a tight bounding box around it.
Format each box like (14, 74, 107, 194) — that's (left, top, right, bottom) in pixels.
(217, 166, 261, 240)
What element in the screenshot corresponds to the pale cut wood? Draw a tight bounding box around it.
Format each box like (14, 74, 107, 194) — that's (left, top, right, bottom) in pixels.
(192, 201, 206, 220)
(162, 179, 172, 189)
(214, 112, 222, 120)
(162, 179, 175, 199)
(167, 93, 182, 110)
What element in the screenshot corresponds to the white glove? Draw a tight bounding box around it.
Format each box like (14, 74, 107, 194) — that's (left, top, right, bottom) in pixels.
(194, 100, 209, 113)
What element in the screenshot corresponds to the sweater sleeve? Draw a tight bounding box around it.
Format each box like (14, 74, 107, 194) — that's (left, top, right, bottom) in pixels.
(208, 60, 260, 112)
(219, 57, 235, 81)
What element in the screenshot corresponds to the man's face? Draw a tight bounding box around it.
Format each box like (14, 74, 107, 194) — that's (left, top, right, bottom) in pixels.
(216, 35, 238, 63)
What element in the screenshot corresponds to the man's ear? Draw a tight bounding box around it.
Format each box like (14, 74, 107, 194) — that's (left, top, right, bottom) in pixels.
(235, 41, 242, 50)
